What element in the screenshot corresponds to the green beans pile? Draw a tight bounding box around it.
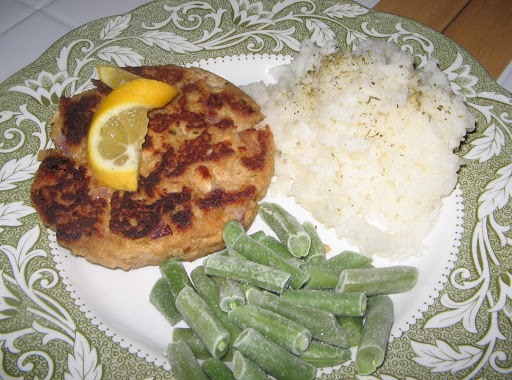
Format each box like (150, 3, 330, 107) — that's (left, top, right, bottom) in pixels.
(151, 202, 419, 380)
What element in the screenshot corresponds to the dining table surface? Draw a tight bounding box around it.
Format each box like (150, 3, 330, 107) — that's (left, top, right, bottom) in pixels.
(1, 0, 511, 92)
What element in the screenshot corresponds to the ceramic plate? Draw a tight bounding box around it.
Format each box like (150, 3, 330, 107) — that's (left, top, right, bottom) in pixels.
(1, 1, 511, 379)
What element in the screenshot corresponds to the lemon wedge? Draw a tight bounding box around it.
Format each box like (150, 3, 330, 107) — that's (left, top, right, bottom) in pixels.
(97, 65, 142, 88)
(87, 78, 178, 191)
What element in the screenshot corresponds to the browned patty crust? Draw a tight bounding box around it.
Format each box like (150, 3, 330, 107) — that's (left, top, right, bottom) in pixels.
(31, 65, 274, 269)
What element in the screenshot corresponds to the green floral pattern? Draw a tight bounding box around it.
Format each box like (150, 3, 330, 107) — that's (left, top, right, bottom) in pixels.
(0, 1, 511, 379)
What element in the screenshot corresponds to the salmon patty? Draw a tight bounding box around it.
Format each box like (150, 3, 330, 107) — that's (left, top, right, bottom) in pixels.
(31, 65, 274, 270)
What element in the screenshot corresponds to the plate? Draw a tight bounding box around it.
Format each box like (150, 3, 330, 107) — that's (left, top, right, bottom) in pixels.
(1, 1, 511, 379)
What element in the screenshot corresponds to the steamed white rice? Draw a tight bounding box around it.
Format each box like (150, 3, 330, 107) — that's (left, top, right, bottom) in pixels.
(244, 39, 475, 258)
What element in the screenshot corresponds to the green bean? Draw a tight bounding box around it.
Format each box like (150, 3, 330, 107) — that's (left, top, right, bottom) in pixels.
(317, 250, 372, 271)
(201, 358, 236, 380)
(228, 249, 248, 260)
(302, 221, 326, 265)
(246, 288, 348, 348)
(258, 202, 311, 258)
(212, 276, 246, 312)
(301, 340, 352, 368)
(159, 258, 193, 297)
(190, 266, 220, 305)
(172, 328, 212, 360)
(164, 341, 209, 380)
(356, 295, 394, 375)
(204, 254, 291, 294)
(149, 277, 182, 325)
(281, 289, 367, 317)
(223, 221, 309, 289)
(223, 219, 245, 249)
(249, 230, 267, 240)
(190, 266, 241, 360)
(225, 248, 248, 266)
(303, 265, 340, 290)
(337, 316, 364, 347)
(233, 328, 316, 380)
(239, 282, 259, 294)
(232, 351, 269, 380)
(202, 250, 229, 268)
(336, 266, 419, 296)
(254, 234, 297, 262)
(175, 286, 230, 358)
(229, 305, 311, 355)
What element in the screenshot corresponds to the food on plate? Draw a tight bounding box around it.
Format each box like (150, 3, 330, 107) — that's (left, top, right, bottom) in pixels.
(204, 255, 292, 294)
(252, 233, 303, 264)
(243, 39, 475, 257)
(337, 316, 364, 347)
(164, 340, 209, 380)
(160, 258, 194, 296)
(302, 220, 327, 264)
(280, 289, 367, 317)
(96, 64, 142, 88)
(154, 204, 419, 377)
(223, 220, 310, 289)
(212, 276, 246, 312)
(149, 277, 182, 325)
(303, 265, 340, 290)
(234, 328, 317, 380)
(355, 295, 394, 375)
(258, 202, 311, 258)
(232, 350, 268, 379)
(174, 286, 230, 359)
(244, 287, 348, 348)
(172, 328, 212, 361)
(189, 265, 242, 360)
(201, 358, 236, 380)
(86, 77, 179, 191)
(301, 341, 351, 368)
(30, 64, 274, 269)
(228, 304, 312, 355)
(315, 250, 372, 272)
(336, 265, 419, 295)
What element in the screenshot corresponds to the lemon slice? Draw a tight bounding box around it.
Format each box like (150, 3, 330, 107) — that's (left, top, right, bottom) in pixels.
(87, 78, 178, 191)
(97, 65, 142, 88)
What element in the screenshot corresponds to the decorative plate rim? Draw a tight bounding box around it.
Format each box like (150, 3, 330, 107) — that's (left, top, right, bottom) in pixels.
(1, 1, 511, 379)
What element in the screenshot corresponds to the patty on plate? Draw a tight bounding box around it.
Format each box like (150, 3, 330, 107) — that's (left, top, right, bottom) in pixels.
(31, 65, 274, 270)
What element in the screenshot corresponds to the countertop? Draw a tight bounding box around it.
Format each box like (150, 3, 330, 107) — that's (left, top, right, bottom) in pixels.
(1, 0, 511, 91)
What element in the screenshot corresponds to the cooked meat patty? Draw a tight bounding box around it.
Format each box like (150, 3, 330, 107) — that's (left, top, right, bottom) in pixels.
(31, 65, 274, 270)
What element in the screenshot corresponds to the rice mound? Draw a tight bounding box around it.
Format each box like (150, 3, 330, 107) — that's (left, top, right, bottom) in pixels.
(244, 39, 475, 258)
